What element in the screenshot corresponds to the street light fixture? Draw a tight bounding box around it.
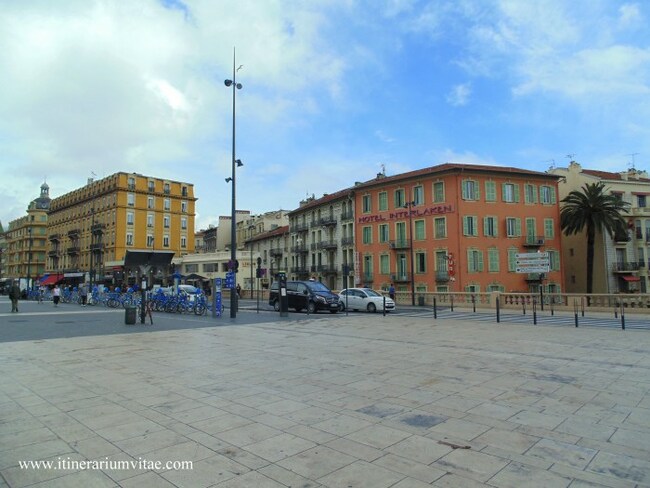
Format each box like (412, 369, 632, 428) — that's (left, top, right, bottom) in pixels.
(225, 47, 243, 319)
(403, 197, 416, 306)
(27, 227, 33, 291)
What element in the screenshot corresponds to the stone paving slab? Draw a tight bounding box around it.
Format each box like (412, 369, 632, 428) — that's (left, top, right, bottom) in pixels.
(1, 313, 650, 487)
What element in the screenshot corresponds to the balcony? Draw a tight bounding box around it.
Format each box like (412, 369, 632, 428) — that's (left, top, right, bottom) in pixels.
(392, 273, 410, 283)
(389, 239, 411, 250)
(309, 220, 320, 228)
(67, 229, 80, 238)
(361, 272, 374, 283)
(292, 222, 309, 233)
(614, 231, 631, 243)
(91, 223, 105, 233)
(341, 236, 354, 246)
(317, 264, 338, 274)
(90, 243, 104, 251)
(48, 233, 60, 242)
(291, 245, 309, 254)
(319, 216, 337, 227)
(310, 243, 318, 251)
(127, 183, 136, 190)
(525, 273, 544, 282)
(318, 240, 338, 250)
(66, 246, 80, 255)
(435, 271, 450, 282)
(523, 235, 545, 247)
(270, 247, 284, 257)
(612, 262, 640, 273)
(342, 263, 354, 274)
(48, 250, 60, 258)
(291, 266, 309, 276)
(340, 210, 354, 222)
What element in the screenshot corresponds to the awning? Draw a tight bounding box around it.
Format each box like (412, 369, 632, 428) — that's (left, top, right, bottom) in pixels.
(40, 274, 64, 286)
(622, 275, 641, 282)
(185, 273, 207, 281)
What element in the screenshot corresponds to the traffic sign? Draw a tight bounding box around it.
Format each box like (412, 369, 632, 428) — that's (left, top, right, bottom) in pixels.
(516, 252, 549, 260)
(516, 265, 550, 273)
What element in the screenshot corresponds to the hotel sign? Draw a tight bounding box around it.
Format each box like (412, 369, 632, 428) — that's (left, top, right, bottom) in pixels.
(357, 204, 454, 224)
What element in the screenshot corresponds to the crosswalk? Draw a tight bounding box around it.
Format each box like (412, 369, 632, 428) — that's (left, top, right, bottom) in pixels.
(390, 307, 649, 330)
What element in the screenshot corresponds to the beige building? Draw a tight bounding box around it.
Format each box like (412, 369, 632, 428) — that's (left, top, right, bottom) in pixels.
(4, 182, 51, 286)
(551, 161, 650, 293)
(244, 225, 290, 290)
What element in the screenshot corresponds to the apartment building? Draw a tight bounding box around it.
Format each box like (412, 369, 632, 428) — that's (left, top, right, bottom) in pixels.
(47, 172, 196, 285)
(288, 188, 356, 290)
(4, 182, 51, 284)
(354, 163, 564, 295)
(244, 225, 289, 290)
(551, 161, 650, 293)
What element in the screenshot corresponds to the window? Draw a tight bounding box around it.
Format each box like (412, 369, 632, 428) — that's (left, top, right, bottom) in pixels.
(181, 217, 187, 230)
(126, 233, 133, 246)
(433, 181, 445, 202)
(164, 215, 170, 228)
(506, 217, 521, 237)
(127, 193, 135, 206)
(414, 220, 425, 240)
(147, 196, 154, 209)
(467, 249, 484, 272)
(485, 181, 496, 202)
(502, 183, 519, 203)
(395, 222, 407, 243)
(164, 199, 170, 211)
(465, 284, 480, 293)
(126, 212, 134, 225)
(379, 224, 389, 243)
(413, 186, 424, 206)
(544, 218, 554, 238)
(163, 235, 170, 247)
(415, 252, 426, 273)
(147, 214, 154, 227)
(484, 216, 498, 237)
(638, 195, 647, 208)
(434, 217, 446, 238)
(181, 201, 187, 213)
(181, 236, 187, 248)
(182, 185, 188, 197)
(548, 250, 560, 271)
(462, 180, 479, 200)
(146, 235, 154, 247)
(378, 192, 388, 211)
(148, 181, 155, 192)
(362, 226, 372, 244)
(128, 177, 135, 190)
(524, 184, 537, 204)
(525, 218, 536, 238)
(380, 255, 390, 274)
(507, 248, 518, 271)
(488, 248, 499, 272)
(394, 189, 405, 208)
(362, 194, 372, 213)
(540, 186, 556, 204)
(463, 216, 478, 236)
(164, 183, 170, 194)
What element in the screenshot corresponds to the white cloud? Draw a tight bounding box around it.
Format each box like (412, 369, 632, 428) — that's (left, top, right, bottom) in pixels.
(446, 83, 472, 106)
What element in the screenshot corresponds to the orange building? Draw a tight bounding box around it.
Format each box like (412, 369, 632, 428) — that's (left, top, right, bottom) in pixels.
(353, 164, 563, 297)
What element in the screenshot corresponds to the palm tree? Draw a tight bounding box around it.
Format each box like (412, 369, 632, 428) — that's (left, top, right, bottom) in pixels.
(560, 181, 630, 293)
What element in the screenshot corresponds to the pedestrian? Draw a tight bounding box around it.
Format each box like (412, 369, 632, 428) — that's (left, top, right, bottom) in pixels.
(52, 284, 61, 307)
(79, 283, 88, 306)
(389, 283, 395, 301)
(38, 284, 45, 304)
(9, 281, 21, 312)
(236, 283, 241, 298)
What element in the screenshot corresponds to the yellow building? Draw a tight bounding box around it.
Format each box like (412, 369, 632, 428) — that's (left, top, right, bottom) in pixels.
(4, 182, 51, 286)
(47, 172, 196, 285)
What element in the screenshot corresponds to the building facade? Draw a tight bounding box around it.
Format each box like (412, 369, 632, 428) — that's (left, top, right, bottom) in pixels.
(47, 172, 196, 285)
(244, 225, 290, 290)
(3, 182, 51, 285)
(288, 189, 356, 290)
(551, 161, 650, 294)
(354, 164, 564, 296)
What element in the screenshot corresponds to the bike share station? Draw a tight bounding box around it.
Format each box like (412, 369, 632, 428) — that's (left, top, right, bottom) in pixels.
(123, 250, 175, 325)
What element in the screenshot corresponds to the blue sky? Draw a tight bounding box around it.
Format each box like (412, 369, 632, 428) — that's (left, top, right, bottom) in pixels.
(1, 0, 649, 230)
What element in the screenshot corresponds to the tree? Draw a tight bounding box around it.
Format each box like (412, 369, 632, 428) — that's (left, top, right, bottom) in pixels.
(560, 181, 630, 294)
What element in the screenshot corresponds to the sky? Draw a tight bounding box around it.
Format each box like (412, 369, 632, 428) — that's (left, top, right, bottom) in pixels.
(1, 0, 649, 231)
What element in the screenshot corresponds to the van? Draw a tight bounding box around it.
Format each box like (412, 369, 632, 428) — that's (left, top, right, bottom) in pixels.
(269, 280, 340, 314)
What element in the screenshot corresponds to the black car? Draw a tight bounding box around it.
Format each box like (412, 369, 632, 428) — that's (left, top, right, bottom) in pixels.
(269, 280, 340, 314)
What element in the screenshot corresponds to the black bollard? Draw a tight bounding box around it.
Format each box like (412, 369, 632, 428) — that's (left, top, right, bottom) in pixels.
(451, 295, 454, 312)
(433, 297, 437, 319)
(533, 299, 537, 325)
(621, 302, 625, 330)
(472, 294, 476, 313)
(496, 297, 500, 323)
(383, 296, 386, 317)
(574, 299, 578, 327)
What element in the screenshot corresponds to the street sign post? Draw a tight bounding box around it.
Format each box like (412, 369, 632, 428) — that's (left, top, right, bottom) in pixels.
(515, 252, 550, 273)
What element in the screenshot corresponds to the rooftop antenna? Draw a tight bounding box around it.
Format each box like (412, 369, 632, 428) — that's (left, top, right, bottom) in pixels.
(545, 159, 556, 170)
(566, 153, 576, 162)
(380, 163, 386, 175)
(627, 153, 639, 171)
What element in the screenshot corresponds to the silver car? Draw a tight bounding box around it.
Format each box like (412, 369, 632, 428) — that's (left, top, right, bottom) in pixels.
(338, 288, 395, 313)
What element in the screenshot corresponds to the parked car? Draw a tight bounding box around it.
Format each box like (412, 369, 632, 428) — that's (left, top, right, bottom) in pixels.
(269, 280, 340, 313)
(338, 288, 395, 312)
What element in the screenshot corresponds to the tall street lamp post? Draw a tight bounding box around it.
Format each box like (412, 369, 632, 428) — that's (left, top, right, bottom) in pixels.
(27, 227, 33, 291)
(225, 47, 243, 319)
(403, 197, 416, 306)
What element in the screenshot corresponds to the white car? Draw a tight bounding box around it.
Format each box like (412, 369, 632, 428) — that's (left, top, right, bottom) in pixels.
(338, 288, 395, 313)
(157, 284, 201, 302)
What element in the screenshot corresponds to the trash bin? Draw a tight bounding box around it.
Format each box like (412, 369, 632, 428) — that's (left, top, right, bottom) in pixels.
(418, 295, 425, 306)
(125, 305, 137, 325)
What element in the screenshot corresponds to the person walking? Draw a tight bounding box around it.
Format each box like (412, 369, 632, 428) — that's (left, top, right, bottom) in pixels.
(38, 284, 45, 304)
(236, 283, 241, 299)
(79, 283, 88, 306)
(52, 285, 61, 307)
(389, 283, 396, 301)
(9, 281, 21, 313)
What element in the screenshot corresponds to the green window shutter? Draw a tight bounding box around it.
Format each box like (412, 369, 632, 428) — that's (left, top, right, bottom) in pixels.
(485, 181, 496, 201)
(533, 185, 538, 203)
(550, 187, 557, 204)
(462, 181, 468, 200)
(483, 217, 489, 236)
(467, 249, 473, 272)
(463, 216, 469, 236)
(488, 248, 499, 272)
(475, 181, 480, 200)
(501, 183, 507, 201)
(508, 249, 517, 271)
(515, 218, 522, 237)
(514, 184, 520, 203)
(478, 250, 484, 272)
(524, 185, 531, 204)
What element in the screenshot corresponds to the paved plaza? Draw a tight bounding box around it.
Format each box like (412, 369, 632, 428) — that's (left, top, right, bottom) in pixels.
(1, 301, 650, 487)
